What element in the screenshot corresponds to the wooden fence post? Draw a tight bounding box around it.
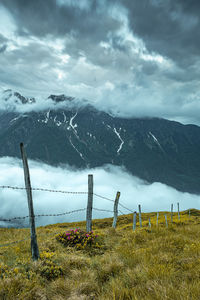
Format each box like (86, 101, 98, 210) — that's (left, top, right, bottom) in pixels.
(86, 174, 93, 232)
(189, 209, 191, 217)
(165, 214, 168, 228)
(149, 217, 151, 228)
(20, 143, 39, 261)
(112, 191, 120, 228)
(157, 212, 159, 226)
(171, 204, 173, 223)
(133, 211, 137, 231)
(138, 204, 142, 227)
(177, 202, 180, 220)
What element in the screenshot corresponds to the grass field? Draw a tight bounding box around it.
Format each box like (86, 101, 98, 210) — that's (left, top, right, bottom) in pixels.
(0, 209, 200, 299)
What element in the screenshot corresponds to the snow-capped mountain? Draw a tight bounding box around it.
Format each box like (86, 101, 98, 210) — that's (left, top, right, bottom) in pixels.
(1, 89, 36, 105)
(1, 90, 200, 194)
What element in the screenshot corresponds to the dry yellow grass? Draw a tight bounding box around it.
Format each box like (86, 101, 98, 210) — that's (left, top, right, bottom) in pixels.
(0, 209, 200, 299)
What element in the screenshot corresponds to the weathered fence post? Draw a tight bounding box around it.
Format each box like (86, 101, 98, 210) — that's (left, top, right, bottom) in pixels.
(189, 209, 191, 217)
(149, 217, 151, 228)
(177, 202, 180, 220)
(133, 211, 137, 231)
(165, 214, 168, 228)
(20, 143, 39, 261)
(156, 212, 159, 226)
(112, 191, 120, 228)
(171, 204, 173, 223)
(86, 174, 93, 232)
(138, 204, 142, 227)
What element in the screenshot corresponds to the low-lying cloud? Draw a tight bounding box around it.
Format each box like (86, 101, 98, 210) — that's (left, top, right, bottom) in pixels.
(1, 88, 200, 126)
(0, 89, 90, 114)
(0, 157, 199, 228)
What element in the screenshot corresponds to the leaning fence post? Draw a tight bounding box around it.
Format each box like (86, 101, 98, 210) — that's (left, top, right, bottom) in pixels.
(20, 143, 39, 261)
(156, 212, 159, 226)
(86, 174, 93, 232)
(171, 204, 173, 223)
(165, 214, 168, 228)
(112, 191, 120, 228)
(133, 211, 137, 231)
(177, 202, 180, 220)
(138, 204, 142, 227)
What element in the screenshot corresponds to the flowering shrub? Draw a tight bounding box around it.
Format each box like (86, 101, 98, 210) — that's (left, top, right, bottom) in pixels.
(56, 228, 102, 251)
(39, 263, 63, 280)
(38, 250, 63, 280)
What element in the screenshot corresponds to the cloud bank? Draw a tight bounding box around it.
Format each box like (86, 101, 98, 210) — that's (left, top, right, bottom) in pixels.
(0, 157, 199, 227)
(0, 89, 90, 114)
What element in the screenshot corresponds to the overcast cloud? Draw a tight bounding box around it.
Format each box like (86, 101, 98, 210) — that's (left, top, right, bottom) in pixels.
(0, 0, 200, 124)
(0, 157, 199, 227)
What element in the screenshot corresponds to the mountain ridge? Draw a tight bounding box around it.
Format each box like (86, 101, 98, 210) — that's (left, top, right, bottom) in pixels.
(1, 90, 200, 194)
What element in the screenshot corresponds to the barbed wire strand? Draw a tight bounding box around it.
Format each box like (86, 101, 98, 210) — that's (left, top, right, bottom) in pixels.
(93, 207, 113, 213)
(35, 208, 86, 218)
(0, 204, 132, 222)
(118, 209, 126, 215)
(93, 193, 115, 203)
(0, 237, 30, 248)
(0, 216, 30, 222)
(0, 185, 87, 195)
(0, 208, 86, 223)
(118, 202, 134, 213)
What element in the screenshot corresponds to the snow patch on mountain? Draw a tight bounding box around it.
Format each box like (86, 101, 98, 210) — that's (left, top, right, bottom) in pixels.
(63, 112, 67, 123)
(69, 137, 85, 161)
(148, 131, 165, 153)
(9, 116, 21, 124)
(149, 132, 161, 146)
(69, 112, 78, 133)
(113, 127, 124, 154)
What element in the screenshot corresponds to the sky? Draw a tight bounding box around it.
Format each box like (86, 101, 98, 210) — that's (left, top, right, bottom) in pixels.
(0, 0, 200, 124)
(0, 157, 199, 227)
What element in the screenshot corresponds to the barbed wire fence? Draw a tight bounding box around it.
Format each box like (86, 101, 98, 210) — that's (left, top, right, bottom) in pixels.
(0, 183, 132, 251)
(0, 185, 131, 225)
(0, 143, 194, 258)
(0, 183, 191, 248)
(0, 186, 134, 222)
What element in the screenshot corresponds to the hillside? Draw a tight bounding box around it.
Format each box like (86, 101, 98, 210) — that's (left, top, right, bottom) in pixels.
(1, 90, 200, 194)
(0, 210, 200, 299)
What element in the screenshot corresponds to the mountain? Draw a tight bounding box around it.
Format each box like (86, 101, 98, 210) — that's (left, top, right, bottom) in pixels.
(1, 89, 36, 104)
(1, 90, 200, 194)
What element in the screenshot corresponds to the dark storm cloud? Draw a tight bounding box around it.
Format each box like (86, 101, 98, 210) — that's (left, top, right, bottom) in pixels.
(0, 33, 8, 53)
(1, 0, 199, 67)
(0, 0, 200, 125)
(0, 44, 7, 53)
(0, 33, 8, 43)
(117, 0, 200, 67)
(1, 0, 124, 72)
(1, 0, 121, 42)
